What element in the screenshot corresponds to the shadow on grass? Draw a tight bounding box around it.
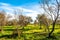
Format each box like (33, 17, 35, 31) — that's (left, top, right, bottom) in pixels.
(0, 33, 18, 38)
(0, 32, 60, 40)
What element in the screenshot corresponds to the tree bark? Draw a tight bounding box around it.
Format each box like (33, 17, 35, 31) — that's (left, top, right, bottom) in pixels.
(48, 20, 56, 37)
(48, 22, 55, 37)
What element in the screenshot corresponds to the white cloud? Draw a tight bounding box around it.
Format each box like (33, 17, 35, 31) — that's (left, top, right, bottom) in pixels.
(0, 2, 11, 6)
(26, 11, 40, 20)
(0, 2, 44, 21)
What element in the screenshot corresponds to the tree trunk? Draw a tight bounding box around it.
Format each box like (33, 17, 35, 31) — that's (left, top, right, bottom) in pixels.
(40, 24, 42, 29)
(48, 21, 56, 37)
(16, 26, 21, 38)
(46, 26, 50, 33)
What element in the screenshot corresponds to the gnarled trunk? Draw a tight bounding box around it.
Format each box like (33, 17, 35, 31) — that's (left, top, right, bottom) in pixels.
(48, 22, 55, 37)
(48, 19, 56, 37)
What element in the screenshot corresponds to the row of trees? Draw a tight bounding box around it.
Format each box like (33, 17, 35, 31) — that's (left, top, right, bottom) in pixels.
(0, 10, 32, 26)
(0, 10, 32, 38)
(0, 9, 60, 38)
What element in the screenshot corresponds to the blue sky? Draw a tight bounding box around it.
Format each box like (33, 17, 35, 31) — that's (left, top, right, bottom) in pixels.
(0, 0, 44, 21)
(0, 0, 58, 22)
(0, 0, 47, 20)
(0, 0, 59, 22)
(0, 0, 40, 6)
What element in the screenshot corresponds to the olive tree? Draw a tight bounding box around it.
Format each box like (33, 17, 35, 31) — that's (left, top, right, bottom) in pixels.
(19, 15, 32, 27)
(18, 14, 32, 39)
(36, 14, 50, 32)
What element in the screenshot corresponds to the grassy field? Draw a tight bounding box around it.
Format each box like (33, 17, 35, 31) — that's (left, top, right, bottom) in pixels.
(0, 25, 60, 40)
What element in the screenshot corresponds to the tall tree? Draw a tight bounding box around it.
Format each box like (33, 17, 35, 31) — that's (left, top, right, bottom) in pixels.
(0, 10, 6, 33)
(13, 11, 20, 38)
(40, 0, 60, 37)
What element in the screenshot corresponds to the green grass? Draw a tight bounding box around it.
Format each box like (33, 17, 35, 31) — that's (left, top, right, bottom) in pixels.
(0, 24, 60, 40)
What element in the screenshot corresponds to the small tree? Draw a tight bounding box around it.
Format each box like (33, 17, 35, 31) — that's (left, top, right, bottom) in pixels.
(34, 20, 38, 26)
(6, 14, 12, 26)
(36, 14, 50, 32)
(18, 14, 32, 39)
(19, 15, 32, 27)
(36, 14, 42, 29)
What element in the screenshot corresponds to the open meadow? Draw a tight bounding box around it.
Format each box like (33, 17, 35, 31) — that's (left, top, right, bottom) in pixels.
(0, 0, 60, 40)
(0, 24, 60, 40)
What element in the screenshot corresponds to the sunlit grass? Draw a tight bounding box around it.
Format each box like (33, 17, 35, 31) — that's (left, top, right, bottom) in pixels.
(0, 24, 60, 40)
